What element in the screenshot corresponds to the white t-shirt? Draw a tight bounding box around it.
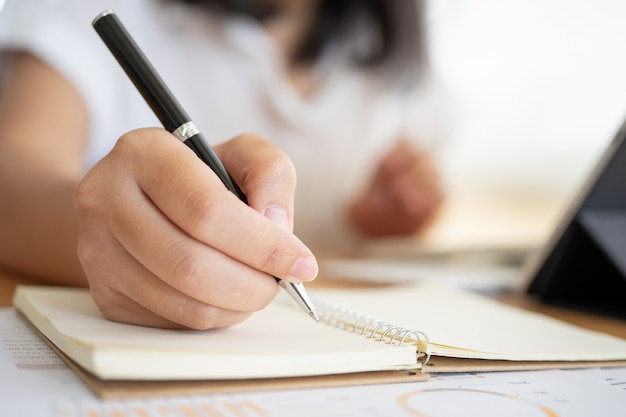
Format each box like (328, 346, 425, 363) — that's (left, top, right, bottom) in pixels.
(0, 0, 445, 249)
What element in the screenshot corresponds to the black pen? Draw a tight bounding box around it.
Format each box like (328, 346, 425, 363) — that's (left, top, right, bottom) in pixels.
(92, 10, 319, 322)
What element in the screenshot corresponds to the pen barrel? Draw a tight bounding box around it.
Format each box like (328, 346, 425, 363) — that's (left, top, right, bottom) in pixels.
(93, 11, 246, 202)
(93, 11, 188, 132)
(184, 133, 247, 202)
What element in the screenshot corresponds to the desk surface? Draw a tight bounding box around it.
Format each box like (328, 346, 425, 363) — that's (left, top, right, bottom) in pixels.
(2, 268, 625, 340)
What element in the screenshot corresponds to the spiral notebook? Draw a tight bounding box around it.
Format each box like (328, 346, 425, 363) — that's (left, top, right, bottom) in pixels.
(13, 284, 626, 398)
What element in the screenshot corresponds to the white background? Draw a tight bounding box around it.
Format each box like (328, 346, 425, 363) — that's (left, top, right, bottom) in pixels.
(427, 0, 626, 200)
(412, 0, 626, 249)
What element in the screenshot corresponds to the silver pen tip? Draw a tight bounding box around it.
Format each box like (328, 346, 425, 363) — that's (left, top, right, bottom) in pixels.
(309, 310, 320, 322)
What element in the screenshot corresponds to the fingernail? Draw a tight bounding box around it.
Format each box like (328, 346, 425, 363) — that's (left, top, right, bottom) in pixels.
(289, 256, 318, 282)
(263, 205, 290, 231)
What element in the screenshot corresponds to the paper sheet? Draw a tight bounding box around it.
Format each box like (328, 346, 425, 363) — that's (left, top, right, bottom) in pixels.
(310, 284, 626, 361)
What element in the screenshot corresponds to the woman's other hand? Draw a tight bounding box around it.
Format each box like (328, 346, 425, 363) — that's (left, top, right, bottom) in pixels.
(348, 140, 444, 237)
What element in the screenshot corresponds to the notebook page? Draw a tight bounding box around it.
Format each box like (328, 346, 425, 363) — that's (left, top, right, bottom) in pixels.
(13, 286, 419, 380)
(310, 284, 626, 361)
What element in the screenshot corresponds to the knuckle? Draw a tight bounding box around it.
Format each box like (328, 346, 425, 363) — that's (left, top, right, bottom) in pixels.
(241, 139, 297, 188)
(75, 238, 94, 266)
(89, 286, 108, 309)
(114, 129, 148, 155)
(72, 181, 90, 211)
(89, 286, 124, 321)
(108, 128, 159, 168)
(164, 244, 208, 291)
(263, 150, 297, 187)
(181, 190, 219, 231)
(229, 276, 278, 312)
(179, 303, 252, 330)
(73, 130, 145, 213)
(257, 236, 287, 273)
(177, 301, 221, 330)
(266, 147, 295, 173)
(73, 172, 101, 213)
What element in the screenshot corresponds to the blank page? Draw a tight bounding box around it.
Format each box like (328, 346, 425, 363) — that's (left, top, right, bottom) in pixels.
(311, 284, 626, 361)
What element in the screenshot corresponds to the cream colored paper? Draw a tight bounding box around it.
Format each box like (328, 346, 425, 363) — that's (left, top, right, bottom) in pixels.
(312, 284, 626, 362)
(13, 286, 419, 381)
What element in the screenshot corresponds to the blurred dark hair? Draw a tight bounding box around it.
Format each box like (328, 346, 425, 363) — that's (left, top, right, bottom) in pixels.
(178, 0, 425, 82)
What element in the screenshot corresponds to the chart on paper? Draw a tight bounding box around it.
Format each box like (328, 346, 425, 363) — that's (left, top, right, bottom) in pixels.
(52, 398, 272, 417)
(395, 373, 559, 417)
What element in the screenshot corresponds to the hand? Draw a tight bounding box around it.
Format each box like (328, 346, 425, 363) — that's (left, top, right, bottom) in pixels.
(348, 140, 443, 237)
(74, 128, 318, 330)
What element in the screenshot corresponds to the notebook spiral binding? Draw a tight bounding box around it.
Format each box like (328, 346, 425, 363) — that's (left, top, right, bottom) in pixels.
(316, 299, 431, 365)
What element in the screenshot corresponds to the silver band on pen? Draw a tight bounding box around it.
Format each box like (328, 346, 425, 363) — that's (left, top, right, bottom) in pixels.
(173, 121, 200, 142)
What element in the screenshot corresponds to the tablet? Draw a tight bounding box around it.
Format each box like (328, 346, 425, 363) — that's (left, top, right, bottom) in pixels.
(526, 118, 626, 318)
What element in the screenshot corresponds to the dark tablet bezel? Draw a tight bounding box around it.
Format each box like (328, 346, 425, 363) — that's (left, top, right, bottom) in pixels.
(525, 118, 626, 319)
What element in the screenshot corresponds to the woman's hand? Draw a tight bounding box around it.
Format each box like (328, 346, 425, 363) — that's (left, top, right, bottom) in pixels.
(74, 129, 318, 330)
(348, 140, 444, 237)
